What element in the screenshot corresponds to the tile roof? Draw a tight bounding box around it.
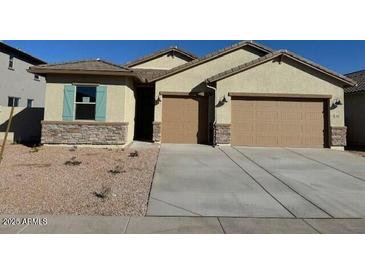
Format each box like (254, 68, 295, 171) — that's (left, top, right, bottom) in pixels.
(148, 41, 274, 82)
(0, 41, 46, 64)
(207, 50, 356, 87)
(31, 59, 130, 72)
(345, 70, 365, 93)
(124, 46, 198, 68)
(132, 68, 169, 82)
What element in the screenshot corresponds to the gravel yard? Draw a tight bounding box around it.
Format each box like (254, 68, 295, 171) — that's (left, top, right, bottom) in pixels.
(0, 143, 159, 216)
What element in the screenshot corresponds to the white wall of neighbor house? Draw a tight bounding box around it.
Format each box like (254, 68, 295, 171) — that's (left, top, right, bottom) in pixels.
(215, 59, 345, 128)
(129, 53, 191, 70)
(0, 51, 46, 107)
(154, 47, 265, 122)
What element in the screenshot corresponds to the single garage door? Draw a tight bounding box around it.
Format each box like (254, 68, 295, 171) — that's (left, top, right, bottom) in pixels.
(162, 95, 208, 144)
(231, 97, 327, 148)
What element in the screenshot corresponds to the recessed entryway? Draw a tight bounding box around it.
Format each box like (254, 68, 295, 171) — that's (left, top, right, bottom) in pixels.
(134, 86, 155, 141)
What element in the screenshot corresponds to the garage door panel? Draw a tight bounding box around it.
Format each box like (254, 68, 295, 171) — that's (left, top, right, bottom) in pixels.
(232, 97, 326, 148)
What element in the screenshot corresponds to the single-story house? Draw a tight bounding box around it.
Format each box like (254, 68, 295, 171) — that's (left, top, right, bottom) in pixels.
(344, 69, 365, 149)
(28, 41, 356, 149)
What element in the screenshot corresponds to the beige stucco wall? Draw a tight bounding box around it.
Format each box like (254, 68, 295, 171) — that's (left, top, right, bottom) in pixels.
(345, 93, 365, 146)
(130, 52, 191, 70)
(154, 47, 265, 122)
(123, 77, 136, 143)
(215, 59, 345, 128)
(44, 75, 136, 142)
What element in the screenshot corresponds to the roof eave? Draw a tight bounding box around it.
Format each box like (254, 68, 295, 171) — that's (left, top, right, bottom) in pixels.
(27, 68, 144, 82)
(207, 52, 356, 88)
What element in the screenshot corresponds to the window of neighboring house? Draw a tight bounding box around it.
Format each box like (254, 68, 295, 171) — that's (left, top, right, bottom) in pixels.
(34, 74, 40, 81)
(8, 55, 14, 69)
(27, 99, 34, 108)
(8, 97, 20, 107)
(75, 86, 96, 120)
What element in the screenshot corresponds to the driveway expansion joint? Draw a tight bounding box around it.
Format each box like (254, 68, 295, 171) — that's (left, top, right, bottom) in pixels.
(218, 147, 296, 218)
(231, 146, 334, 218)
(285, 148, 365, 184)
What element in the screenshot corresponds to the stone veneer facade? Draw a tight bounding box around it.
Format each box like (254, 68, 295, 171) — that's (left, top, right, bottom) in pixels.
(152, 122, 161, 142)
(41, 121, 129, 145)
(214, 123, 231, 145)
(331, 126, 347, 147)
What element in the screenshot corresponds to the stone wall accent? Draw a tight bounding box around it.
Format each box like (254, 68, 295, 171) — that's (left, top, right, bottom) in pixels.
(152, 122, 161, 143)
(331, 126, 347, 147)
(41, 121, 128, 145)
(214, 123, 231, 145)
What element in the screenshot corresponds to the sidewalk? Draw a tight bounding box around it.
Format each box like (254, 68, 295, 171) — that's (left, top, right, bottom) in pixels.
(1, 216, 365, 234)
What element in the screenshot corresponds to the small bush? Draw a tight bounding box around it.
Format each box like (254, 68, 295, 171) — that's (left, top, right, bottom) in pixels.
(64, 157, 82, 166)
(129, 150, 139, 157)
(29, 147, 39, 153)
(93, 186, 112, 199)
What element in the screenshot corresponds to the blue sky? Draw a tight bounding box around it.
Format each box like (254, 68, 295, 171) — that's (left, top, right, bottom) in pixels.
(4, 40, 365, 74)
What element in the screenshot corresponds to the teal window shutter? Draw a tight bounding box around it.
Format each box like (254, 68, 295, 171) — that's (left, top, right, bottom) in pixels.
(62, 85, 75, 121)
(95, 85, 107, 121)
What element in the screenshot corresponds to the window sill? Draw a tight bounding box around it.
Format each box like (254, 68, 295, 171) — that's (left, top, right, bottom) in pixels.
(34, 78, 40, 82)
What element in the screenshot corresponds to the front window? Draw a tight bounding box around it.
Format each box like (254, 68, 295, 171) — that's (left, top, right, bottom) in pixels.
(8, 97, 20, 107)
(75, 86, 96, 120)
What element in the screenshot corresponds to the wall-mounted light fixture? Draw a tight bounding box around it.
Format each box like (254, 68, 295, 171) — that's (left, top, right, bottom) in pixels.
(330, 98, 342, 110)
(155, 94, 162, 105)
(220, 95, 228, 104)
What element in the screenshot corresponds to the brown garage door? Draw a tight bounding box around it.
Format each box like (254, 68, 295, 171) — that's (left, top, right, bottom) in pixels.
(231, 97, 327, 148)
(162, 95, 208, 144)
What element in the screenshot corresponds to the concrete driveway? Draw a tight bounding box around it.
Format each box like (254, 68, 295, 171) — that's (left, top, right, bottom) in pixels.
(147, 144, 365, 218)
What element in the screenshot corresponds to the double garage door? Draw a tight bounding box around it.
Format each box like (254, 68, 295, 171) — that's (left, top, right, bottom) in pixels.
(231, 97, 327, 148)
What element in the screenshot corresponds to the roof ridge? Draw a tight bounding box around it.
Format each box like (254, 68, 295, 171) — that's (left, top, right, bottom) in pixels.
(38, 58, 131, 70)
(124, 46, 198, 67)
(345, 68, 365, 76)
(147, 40, 274, 82)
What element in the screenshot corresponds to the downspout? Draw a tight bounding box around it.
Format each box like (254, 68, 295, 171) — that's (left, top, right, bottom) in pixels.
(206, 81, 217, 146)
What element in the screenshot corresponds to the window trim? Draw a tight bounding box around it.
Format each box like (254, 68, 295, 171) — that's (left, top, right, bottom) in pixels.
(74, 85, 97, 121)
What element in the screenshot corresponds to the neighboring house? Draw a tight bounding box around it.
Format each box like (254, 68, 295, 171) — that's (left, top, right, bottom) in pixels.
(344, 69, 365, 148)
(0, 41, 46, 142)
(29, 41, 355, 150)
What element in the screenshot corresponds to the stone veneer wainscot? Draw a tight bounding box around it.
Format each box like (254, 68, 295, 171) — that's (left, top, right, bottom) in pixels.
(41, 121, 129, 145)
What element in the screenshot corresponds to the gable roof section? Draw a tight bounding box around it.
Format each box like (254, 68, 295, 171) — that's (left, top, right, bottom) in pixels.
(28, 59, 143, 80)
(345, 69, 365, 93)
(147, 41, 274, 82)
(206, 50, 356, 87)
(0, 41, 46, 65)
(124, 46, 198, 68)
(132, 68, 169, 82)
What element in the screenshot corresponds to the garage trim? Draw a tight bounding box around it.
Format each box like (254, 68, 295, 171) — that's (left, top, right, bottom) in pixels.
(228, 92, 332, 99)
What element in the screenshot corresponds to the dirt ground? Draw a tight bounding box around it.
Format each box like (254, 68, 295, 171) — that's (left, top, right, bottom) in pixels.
(0, 144, 159, 216)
